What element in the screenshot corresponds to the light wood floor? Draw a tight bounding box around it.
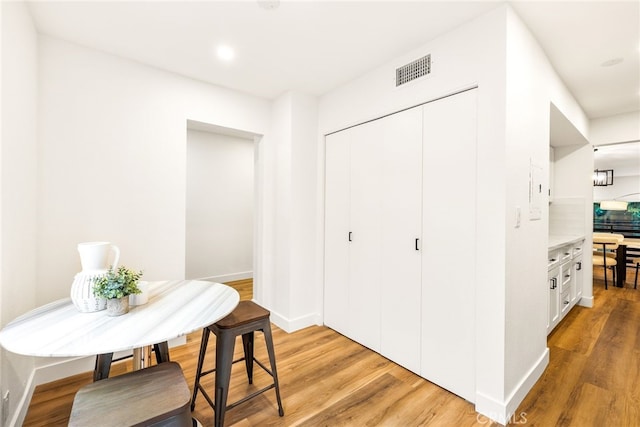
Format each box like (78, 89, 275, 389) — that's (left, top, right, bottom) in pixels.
(24, 275, 640, 426)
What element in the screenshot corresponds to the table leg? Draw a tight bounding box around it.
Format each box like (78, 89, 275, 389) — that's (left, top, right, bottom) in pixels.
(617, 244, 627, 287)
(133, 346, 152, 370)
(93, 353, 113, 381)
(153, 341, 170, 363)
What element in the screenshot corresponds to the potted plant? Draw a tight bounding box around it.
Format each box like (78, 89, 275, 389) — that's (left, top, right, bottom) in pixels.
(93, 266, 143, 316)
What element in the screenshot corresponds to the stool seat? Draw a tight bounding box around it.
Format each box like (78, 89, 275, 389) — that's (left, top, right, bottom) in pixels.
(191, 300, 284, 426)
(69, 362, 191, 427)
(215, 300, 270, 329)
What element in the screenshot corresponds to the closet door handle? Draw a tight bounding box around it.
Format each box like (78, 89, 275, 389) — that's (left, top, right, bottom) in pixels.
(348, 232, 352, 242)
(415, 238, 420, 251)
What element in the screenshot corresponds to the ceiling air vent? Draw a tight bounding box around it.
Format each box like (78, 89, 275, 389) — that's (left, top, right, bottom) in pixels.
(396, 54, 431, 87)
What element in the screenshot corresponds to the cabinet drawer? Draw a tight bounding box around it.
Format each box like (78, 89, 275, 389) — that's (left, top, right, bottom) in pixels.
(560, 246, 572, 263)
(561, 289, 571, 315)
(560, 262, 572, 293)
(572, 241, 584, 257)
(548, 250, 560, 269)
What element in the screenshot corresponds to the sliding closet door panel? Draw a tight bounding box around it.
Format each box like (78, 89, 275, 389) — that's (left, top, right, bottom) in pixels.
(379, 107, 423, 374)
(421, 89, 477, 402)
(348, 120, 383, 352)
(324, 131, 350, 334)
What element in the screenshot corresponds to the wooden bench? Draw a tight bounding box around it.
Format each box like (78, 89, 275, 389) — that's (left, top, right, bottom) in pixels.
(69, 362, 192, 427)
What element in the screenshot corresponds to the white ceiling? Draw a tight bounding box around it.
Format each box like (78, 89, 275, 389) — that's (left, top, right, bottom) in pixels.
(594, 141, 640, 177)
(26, 0, 640, 120)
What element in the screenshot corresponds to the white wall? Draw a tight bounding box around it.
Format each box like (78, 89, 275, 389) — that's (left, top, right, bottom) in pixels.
(590, 112, 640, 203)
(185, 130, 254, 282)
(25, 34, 281, 423)
(320, 4, 510, 420)
(503, 7, 591, 415)
(1, 2, 39, 425)
(0, 30, 323, 424)
(552, 144, 594, 305)
(266, 91, 319, 331)
(590, 111, 640, 145)
(37, 36, 271, 304)
(34, 31, 321, 384)
(594, 175, 640, 202)
(318, 4, 591, 423)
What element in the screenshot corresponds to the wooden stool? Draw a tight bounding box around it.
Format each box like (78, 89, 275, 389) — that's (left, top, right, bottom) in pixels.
(69, 362, 192, 427)
(191, 301, 284, 427)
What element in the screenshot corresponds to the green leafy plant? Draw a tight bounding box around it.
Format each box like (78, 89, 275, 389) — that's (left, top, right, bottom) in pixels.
(92, 266, 143, 299)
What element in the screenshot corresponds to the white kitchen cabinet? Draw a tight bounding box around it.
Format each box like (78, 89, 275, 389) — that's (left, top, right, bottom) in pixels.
(548, 265, 560, 333)
(560, 259, 572, 316)
(573, 254, 583, 302)
(572, 241, 584, 303)
(549, 146, 555, 203)
(547, 238, 584, 334)
(324, 88, 477, 401)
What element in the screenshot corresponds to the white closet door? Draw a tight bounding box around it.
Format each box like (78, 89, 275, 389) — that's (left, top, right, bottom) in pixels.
(324, 130, 350, 334)
(421, 89, 477, 402)
(379, 107, 423, 373)
(348, 120, 383, 351)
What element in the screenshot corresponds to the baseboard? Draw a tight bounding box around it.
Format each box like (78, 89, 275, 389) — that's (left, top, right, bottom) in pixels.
(197, 271, 253, 283)
(267, 306, 322, 333)
(475, 348, 549, 425)
(8, 369, 36, 427)
(579, 295, 593, 308)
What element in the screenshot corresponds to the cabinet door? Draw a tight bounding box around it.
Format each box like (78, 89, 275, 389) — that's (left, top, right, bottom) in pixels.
(573, 255, 583, 302)
(379, 107, 423, 373)
(421, 89, 477, 402)
(324, 130, 351, 334)
(548, 266, 560, 334)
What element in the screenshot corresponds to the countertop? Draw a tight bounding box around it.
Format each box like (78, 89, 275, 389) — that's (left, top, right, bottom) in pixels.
(548, 234, 585, 251)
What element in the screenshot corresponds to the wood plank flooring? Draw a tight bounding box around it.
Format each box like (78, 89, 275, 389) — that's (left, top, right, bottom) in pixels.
(24, 275, 640, 426)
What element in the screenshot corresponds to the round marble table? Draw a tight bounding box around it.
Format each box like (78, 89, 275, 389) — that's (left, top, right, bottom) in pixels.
(0, 280, 239, 367)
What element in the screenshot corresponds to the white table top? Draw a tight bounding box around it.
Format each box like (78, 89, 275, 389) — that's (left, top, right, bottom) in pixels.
(0, 280, 239, 357)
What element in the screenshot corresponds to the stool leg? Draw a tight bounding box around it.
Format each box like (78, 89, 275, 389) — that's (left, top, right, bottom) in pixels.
(215, 331, 236, 427)
(262, 322, 284, 417)
(242, 332, 255, 384)
(191, 328, 210, 411)
(635, 263, 639, 289)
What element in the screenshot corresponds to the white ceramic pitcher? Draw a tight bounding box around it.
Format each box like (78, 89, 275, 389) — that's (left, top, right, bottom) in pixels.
(71, 242, 120, 312)
(77, 241, 120, 272)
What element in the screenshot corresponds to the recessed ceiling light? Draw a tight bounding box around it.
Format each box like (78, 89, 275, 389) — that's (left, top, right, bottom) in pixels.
(217, 45, 235, 62)
(600, 57, 624, 67)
